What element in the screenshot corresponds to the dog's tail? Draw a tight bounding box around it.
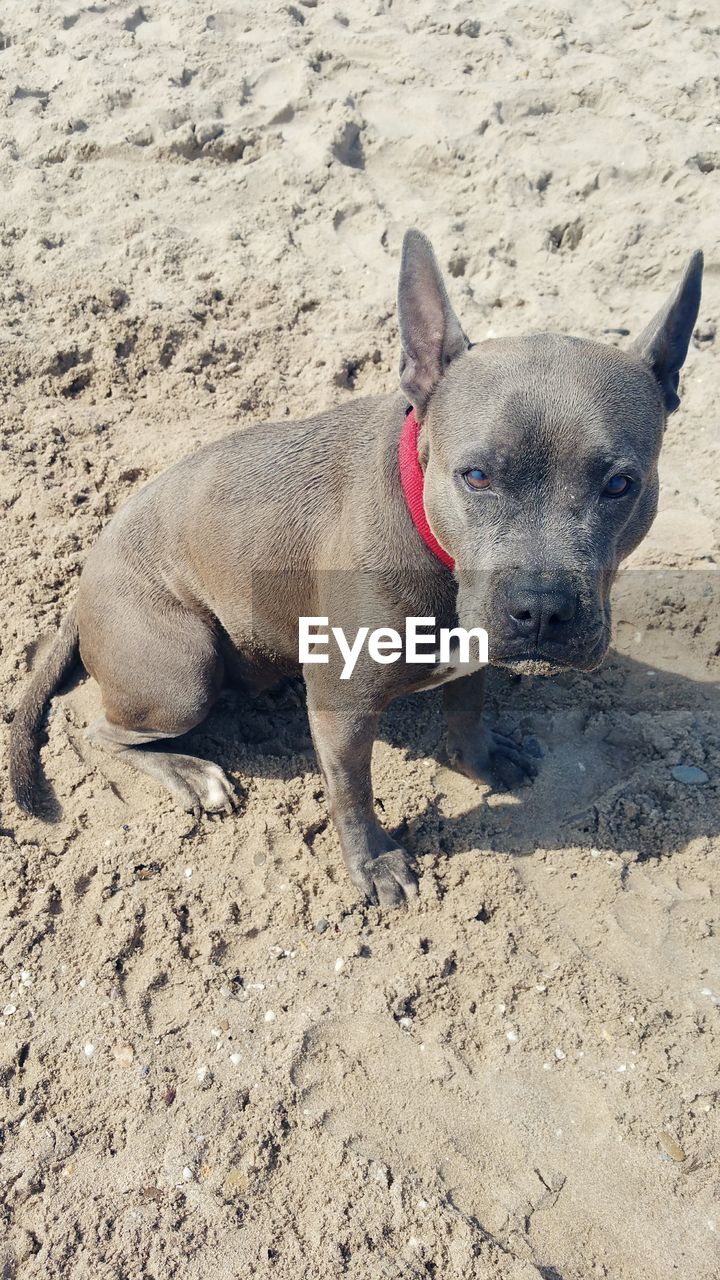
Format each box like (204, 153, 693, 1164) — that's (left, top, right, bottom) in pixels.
(9, 604, 80, 815)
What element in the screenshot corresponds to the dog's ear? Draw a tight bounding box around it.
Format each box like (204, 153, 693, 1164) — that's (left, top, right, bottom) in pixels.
(398, 229, 468, 415)
(631, 251, 703, 414)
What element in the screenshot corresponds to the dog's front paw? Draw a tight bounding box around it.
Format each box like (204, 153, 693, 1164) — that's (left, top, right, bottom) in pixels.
(354, 847, 419, 909)
(447, 727, 539, 791)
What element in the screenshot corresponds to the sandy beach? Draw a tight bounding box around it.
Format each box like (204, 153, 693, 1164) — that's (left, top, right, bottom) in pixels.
(1, 2, 719, 1277)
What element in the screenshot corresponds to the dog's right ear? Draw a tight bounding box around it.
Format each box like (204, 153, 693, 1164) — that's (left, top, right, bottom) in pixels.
(630, 250, 703, 414)
(398, 229, 468, 417)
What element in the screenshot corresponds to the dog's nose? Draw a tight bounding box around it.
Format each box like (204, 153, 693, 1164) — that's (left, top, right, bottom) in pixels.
(506, 577, 579, 645)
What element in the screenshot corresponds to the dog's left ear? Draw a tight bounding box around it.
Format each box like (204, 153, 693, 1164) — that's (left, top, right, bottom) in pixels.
(398, 229, 468, 416)
(631, 250, 703, 414)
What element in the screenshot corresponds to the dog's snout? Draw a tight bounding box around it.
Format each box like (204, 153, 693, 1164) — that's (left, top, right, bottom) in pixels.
(506, 576, 579, 645)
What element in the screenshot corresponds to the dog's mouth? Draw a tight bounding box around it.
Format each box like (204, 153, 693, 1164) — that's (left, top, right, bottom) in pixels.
(457, 588, 612, 677)
(488, 629, 611, 677)
(495, 654, 573, 677)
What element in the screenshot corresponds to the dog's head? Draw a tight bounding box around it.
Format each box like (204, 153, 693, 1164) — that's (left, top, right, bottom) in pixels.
(397, 230, 703, 674)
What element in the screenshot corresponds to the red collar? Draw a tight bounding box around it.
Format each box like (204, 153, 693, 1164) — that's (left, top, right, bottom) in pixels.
(398, 408, 455, 570)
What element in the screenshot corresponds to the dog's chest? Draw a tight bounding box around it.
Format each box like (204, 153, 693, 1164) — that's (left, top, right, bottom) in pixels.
(412, 648, 487, 693)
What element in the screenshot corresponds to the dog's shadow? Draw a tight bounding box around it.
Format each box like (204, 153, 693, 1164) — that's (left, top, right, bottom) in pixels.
(383, 652, 719, 862)
(188, 638, 719, 863)
(33, 649, 719, 862)
(205, 563, 720, 861)
(32, 573, 720, 862)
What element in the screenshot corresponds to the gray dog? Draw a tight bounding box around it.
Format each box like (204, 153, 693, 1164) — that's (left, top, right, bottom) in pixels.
(10, 230, 702, 906)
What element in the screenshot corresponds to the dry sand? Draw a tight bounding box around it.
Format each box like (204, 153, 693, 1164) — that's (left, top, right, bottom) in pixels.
(1, 2, 719, 1277)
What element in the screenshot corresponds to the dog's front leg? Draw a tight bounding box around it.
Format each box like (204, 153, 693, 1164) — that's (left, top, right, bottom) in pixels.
(305, 680, 418, 907)
(443, 669, 538, 790)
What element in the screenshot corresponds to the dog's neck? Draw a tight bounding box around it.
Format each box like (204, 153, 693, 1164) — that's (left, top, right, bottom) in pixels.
(398, 408, 455, 571)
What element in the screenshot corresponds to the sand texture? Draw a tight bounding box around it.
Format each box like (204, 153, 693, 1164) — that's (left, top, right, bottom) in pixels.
(1, 2, 719, 1277)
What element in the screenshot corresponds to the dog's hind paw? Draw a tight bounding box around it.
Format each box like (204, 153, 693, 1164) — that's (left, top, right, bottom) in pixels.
(160, 756, 239, 817)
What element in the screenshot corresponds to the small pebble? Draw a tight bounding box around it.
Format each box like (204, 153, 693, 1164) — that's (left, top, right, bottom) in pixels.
(229, 1052, 241, 1066)
(554, 1047, 566, 1061)
(222, 1168, 249, 1195)
(672, 765, 709, 785)
(264, 1010, 276, 1023)
(20, 971, 33, 986)
(315, 918, 330, 934)
(506, 1028, 519, 1043)
(83, 1043, 95, 1057)
(111, 1041, 134, 1067)
(659, 1130, 686, 1162)
(184, 866, 193, 879)
(182, 1166, 194, 1182)
(334, 957, 345, 973)
(3, 1005, 17, 1017)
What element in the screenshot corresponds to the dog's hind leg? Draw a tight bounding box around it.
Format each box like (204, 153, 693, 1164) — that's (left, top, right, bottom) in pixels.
(86, 717, 238, 816)
(78, 584, 236, 815)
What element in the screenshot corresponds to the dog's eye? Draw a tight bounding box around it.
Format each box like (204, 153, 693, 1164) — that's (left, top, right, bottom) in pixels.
(464, 468, 491, 491)
(603, 474, 632, 498)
